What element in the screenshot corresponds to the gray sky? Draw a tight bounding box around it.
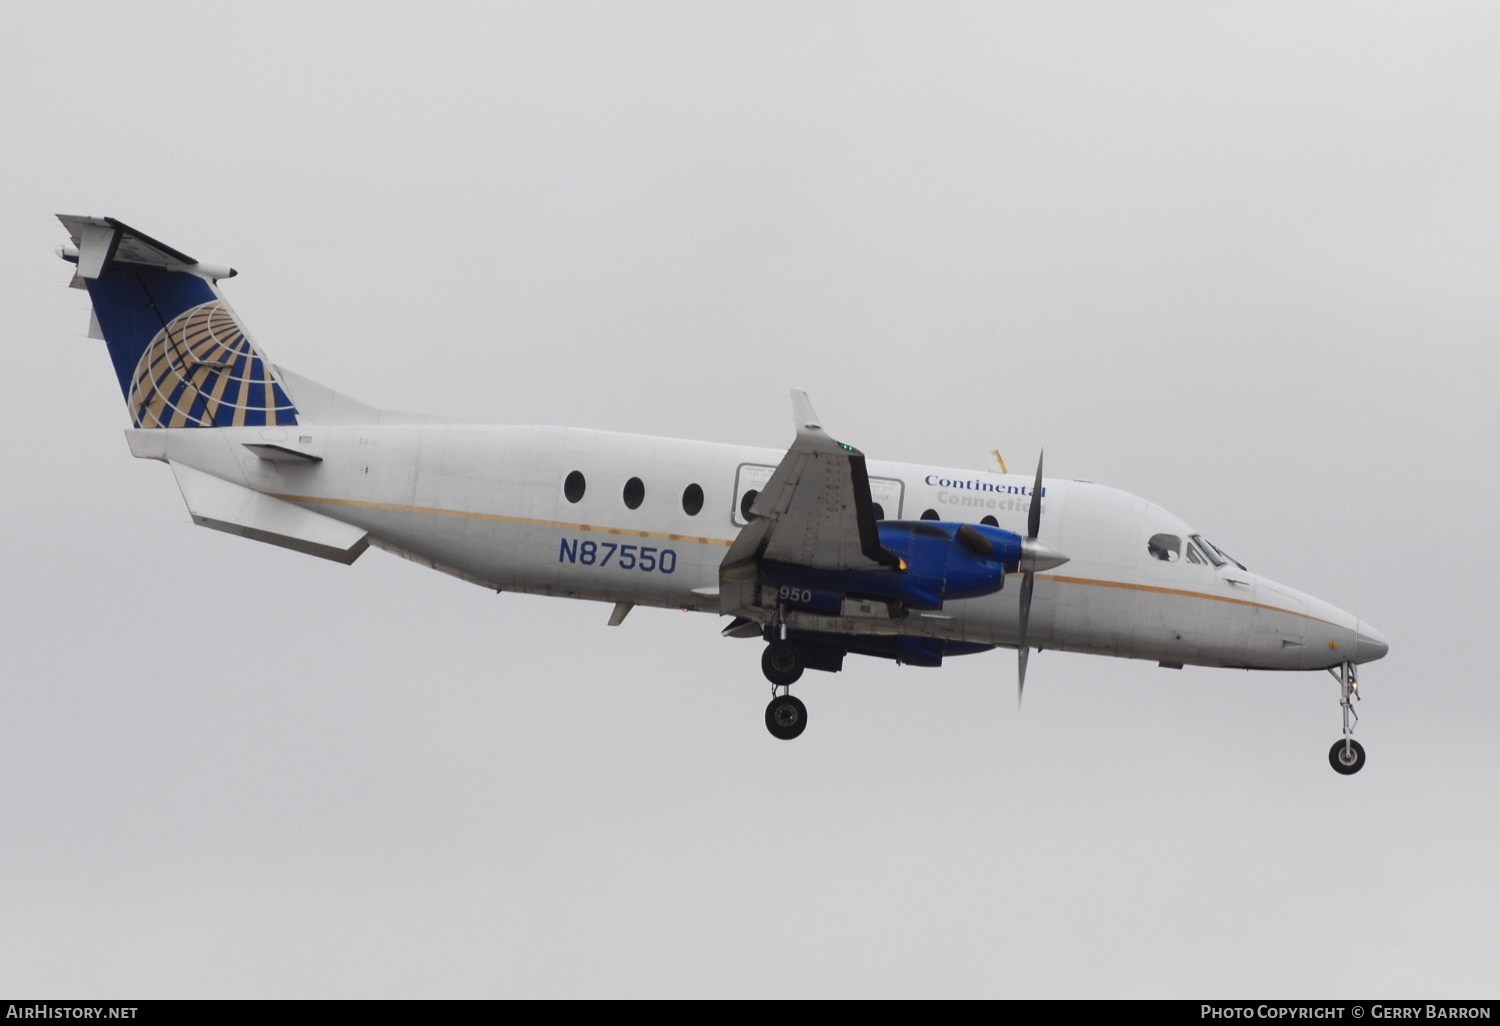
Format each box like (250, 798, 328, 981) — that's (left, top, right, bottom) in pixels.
(2, 1, 1496, 997)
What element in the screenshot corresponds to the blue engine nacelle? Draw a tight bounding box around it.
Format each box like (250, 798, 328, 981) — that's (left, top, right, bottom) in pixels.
(761, 520, 1024, 613)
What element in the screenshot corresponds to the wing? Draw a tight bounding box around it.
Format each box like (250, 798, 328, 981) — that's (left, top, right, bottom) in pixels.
(719, 391, 899, 616)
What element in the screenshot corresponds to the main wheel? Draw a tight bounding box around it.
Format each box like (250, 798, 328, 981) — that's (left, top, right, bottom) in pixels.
(1328, 738, 1366, 775)
(761, 640, 804, 686)
(765, 694, 808, 740)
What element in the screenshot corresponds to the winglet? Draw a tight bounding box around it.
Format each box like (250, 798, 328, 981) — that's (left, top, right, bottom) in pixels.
(790, 389, 827, 441)
(789, 389, 859, 454)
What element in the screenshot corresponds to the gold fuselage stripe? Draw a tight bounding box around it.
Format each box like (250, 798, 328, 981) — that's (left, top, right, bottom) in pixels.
(270, 493, 1345, 630)
(1041, 573, 1342, 628)
(270, 492, 736, 547)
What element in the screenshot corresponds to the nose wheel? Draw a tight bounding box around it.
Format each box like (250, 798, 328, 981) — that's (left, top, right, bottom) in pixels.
(1327, 661, 1365, 775)
(1329, 738, 1366, 775)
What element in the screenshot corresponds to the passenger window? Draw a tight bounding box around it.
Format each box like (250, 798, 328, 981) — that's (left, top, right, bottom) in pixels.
(564, 471, 586, 503)
(920, 509, 940, 521)
(682, 483, 704, 516)
(740, 489, 759, 521)
(871, 502, 885, 521)
(623, 477, 644, 510)
(980, 515, 998, 527)
(1148, 533, 1182, 562)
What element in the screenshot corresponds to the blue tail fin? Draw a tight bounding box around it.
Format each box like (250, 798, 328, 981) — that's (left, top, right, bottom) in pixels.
(58, 215, 299, 428)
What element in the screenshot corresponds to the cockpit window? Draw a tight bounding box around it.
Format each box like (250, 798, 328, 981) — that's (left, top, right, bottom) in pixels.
(1148, 533, 1182, 562)
(1191, 534, 1226, 566)
(1191, 534, 1246, 570)
(1185, 540, 1208, 565)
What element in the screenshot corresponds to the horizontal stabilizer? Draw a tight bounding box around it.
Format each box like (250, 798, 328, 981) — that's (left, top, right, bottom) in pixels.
(56, 215, 235, 281)
(170, 463, 368, 564)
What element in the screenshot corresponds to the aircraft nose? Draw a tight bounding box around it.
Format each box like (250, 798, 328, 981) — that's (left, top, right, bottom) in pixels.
(1354, 621, 1389, 663)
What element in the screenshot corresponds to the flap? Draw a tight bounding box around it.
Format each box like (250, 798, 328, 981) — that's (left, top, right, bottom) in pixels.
(717, 390, 898, 616)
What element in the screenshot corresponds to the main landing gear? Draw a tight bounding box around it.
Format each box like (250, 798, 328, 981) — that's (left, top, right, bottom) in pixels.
(762, 639, 807, 740)
(762, 640, 804, 686)
(1328, 661, 1366, 775)
(765, 689, 807, 741)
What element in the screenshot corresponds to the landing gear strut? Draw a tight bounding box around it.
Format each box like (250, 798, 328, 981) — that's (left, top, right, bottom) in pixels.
(1328, 661, 1365, 775)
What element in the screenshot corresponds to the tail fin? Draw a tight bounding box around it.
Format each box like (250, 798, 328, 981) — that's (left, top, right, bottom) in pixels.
(57, 215, 299, 428)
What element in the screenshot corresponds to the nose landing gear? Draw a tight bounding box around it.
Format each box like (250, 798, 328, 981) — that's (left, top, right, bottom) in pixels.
(1327, 661, 1365, 775)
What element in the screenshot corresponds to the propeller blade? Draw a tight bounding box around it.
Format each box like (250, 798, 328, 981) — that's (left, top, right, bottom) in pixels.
(1027, 450, 1044, 539)
(1017, 569, 1034, 707)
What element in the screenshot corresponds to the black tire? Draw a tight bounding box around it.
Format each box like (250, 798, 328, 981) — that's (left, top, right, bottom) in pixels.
(765, 694, 808, 740)
(1328, 738, 1366, 775)
(761, 641, 804, 686)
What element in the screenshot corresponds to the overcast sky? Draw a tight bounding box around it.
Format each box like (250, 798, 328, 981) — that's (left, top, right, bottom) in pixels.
(2, 2, 1497, 998)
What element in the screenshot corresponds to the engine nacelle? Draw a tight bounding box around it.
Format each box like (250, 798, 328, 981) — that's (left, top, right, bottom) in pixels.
(761, 520, 1024, 613)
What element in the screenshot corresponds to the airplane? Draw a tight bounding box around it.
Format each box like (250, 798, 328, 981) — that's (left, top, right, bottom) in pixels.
(54, 215, 1389, 774)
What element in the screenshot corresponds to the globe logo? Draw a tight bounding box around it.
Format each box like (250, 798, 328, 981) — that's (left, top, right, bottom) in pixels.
(128, 301, 297, 428)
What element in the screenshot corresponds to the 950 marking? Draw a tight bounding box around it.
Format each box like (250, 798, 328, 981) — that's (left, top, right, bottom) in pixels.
(559, 537, 677, 574)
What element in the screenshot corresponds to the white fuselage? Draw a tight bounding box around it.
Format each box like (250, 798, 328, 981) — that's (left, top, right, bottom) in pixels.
(140, 420, 1379, 672)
